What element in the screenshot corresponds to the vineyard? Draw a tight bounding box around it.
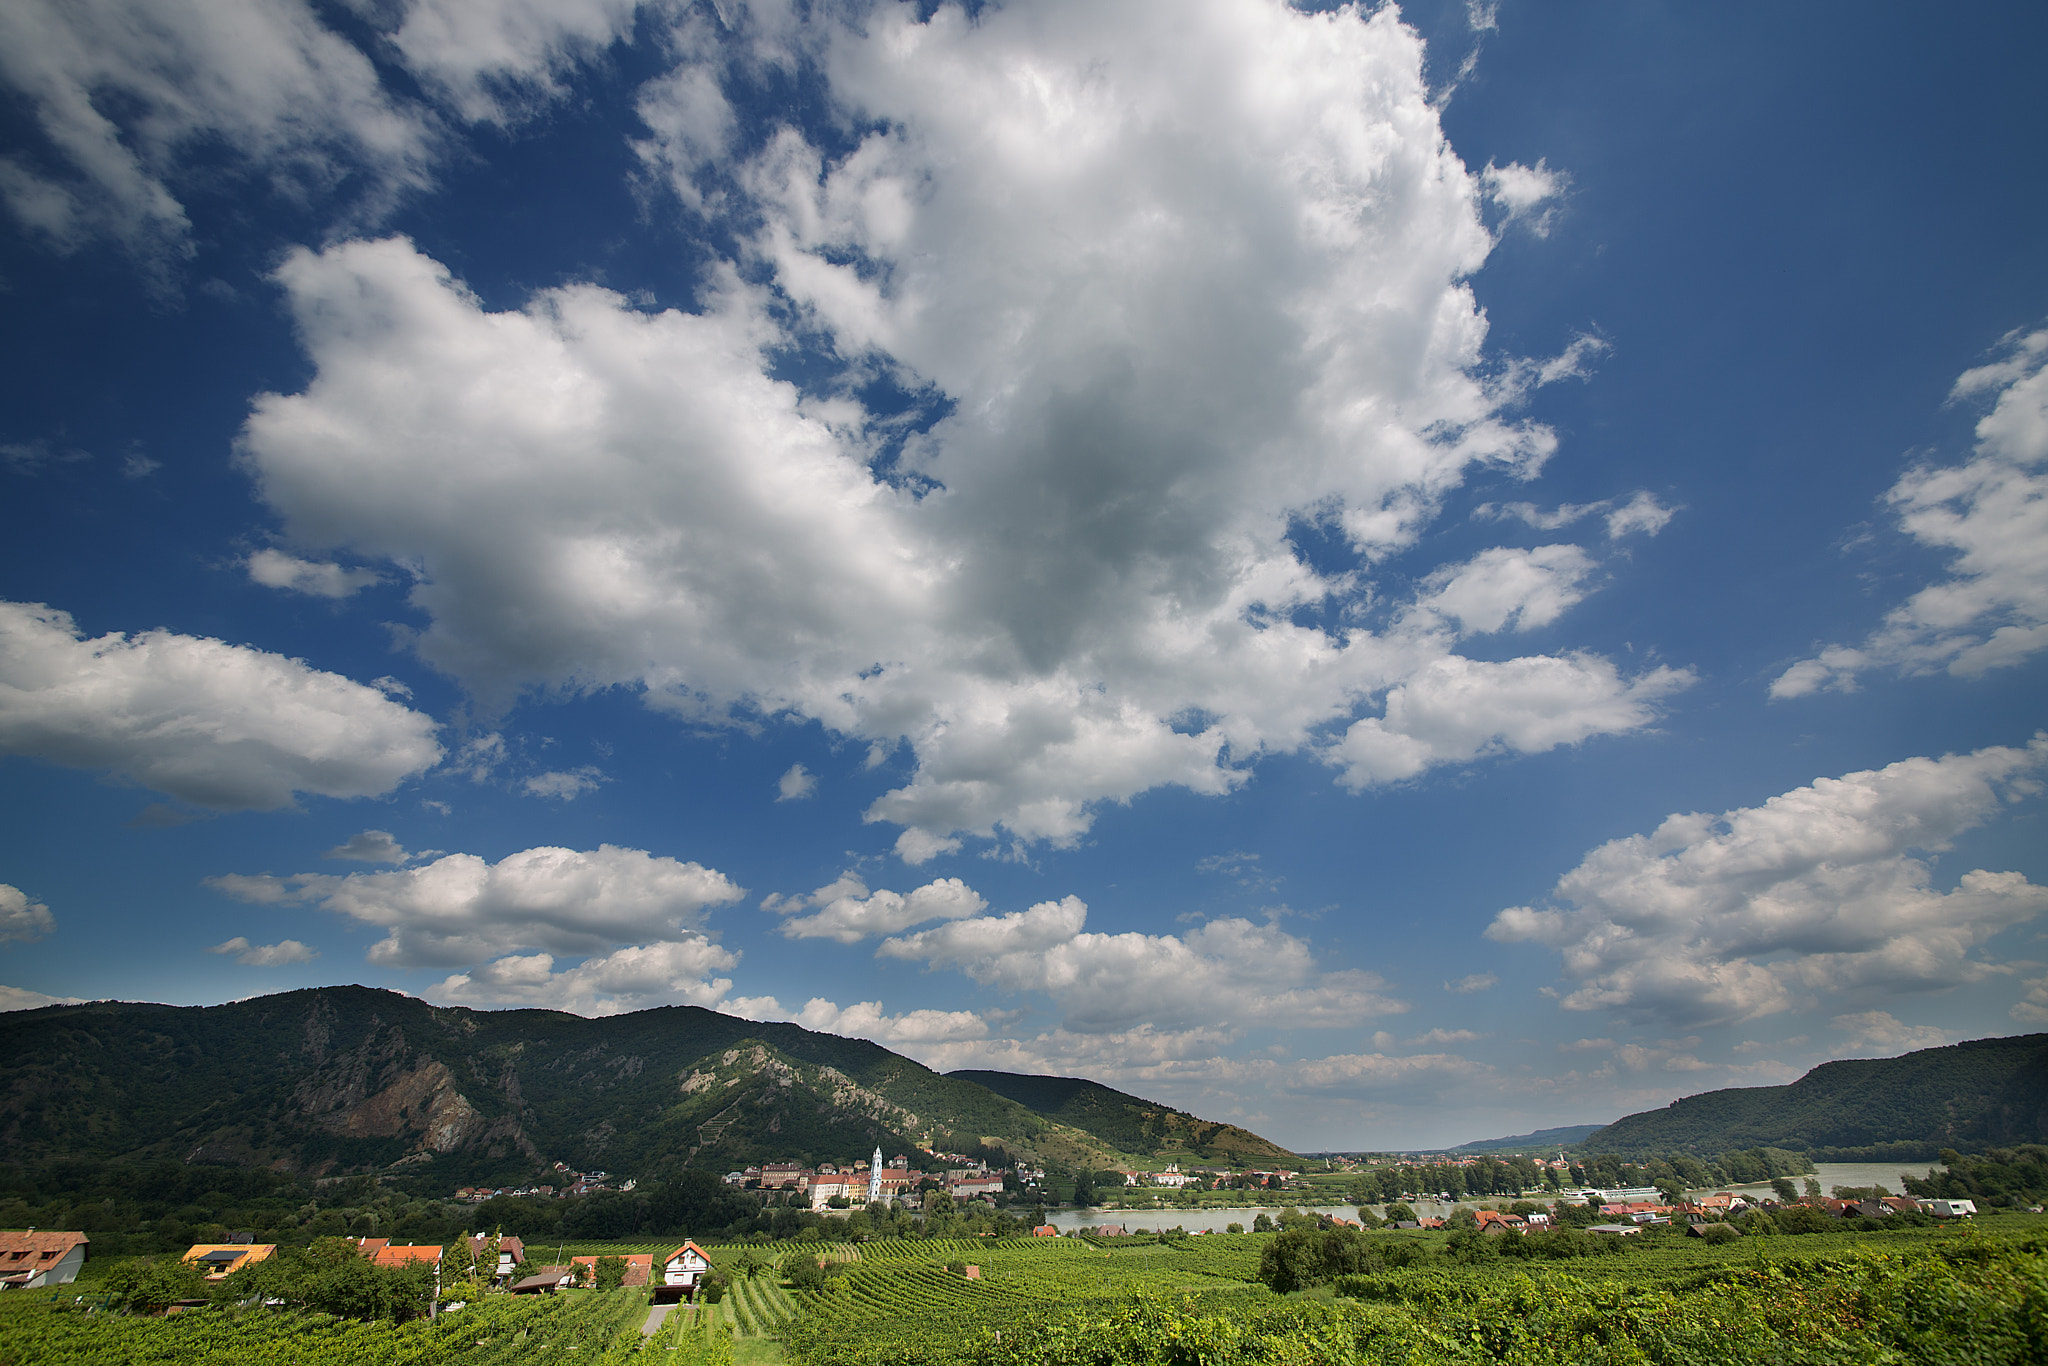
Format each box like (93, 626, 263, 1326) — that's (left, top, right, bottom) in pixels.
(7, 1218, 2045, 1366)
(0, 1285, 657, 1365)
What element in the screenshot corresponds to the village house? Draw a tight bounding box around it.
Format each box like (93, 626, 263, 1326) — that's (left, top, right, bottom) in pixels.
(370, 1243, 445, 1271)
(947, 1170, 1005, 1199)
(0, 1231, 88, 1289)
(182, 1243, 276, 1280)
(653, 1241, 714, 1304)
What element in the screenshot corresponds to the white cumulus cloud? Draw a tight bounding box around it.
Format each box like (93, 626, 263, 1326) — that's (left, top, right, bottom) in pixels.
(880, 895, 1403, 1037)
(246, 549, 381, 598)
(234, 0, 1678, 862)
(1481, 158, 1566, 235)
(429, 938, 739, 1016)
(776, 763, 817, 802)
(0, 0, 435, 263)
(0, 600, 443, 809)
(1774, 328, 2048, 697)
(0, 885, 56, 943)
(0, 985, 84, 1011)
(207, 842, 744, 967)
(325, 829, 411, 863)
(1489, 738, 2048, 1027)
(769, 873, 986, 944)
(1829, 1010, 1956, 1056)
(207, 935, 319, 966)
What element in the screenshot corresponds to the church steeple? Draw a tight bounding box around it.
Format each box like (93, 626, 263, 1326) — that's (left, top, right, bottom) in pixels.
(869, 1145, 884, 1204)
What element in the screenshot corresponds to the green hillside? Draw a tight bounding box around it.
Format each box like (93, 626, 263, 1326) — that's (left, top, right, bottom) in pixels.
(1445, 1123, 1607, 1154)
(947, 1069, 1296, 1164)
(0, 987, 1141, 1184)
(1584, 1033, 2048, 1156)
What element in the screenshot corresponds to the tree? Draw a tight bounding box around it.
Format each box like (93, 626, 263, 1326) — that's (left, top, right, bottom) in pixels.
(1802, 1178, 1822, 1200)
(593, 1255, 628, 1291)
(1770, 1178, 1797, 1204)
(104, 1255, 209, 1313)
(1384, 1203, 1416, 1224)
(1252, 1212, 1275, 1232)
(1071, 1173, 1095, 1207)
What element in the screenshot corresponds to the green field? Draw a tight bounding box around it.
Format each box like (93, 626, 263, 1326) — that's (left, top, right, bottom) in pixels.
(4, 1217, 2042, 1365)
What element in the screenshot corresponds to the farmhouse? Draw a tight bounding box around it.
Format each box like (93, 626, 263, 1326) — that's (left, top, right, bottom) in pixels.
(0, 1231, 88, 1288)
(653, 1240, 715, 1304)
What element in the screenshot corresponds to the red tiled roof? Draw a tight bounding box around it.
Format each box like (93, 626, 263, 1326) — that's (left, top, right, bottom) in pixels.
(0, 1231, 87, 1258)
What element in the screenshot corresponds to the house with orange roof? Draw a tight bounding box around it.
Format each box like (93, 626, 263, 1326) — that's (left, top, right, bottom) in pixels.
(571, 1252, 653, 1287)
(370, 1243, 445, 1271)
(0, 1231, 88, 1288)
(652, 1241, 713, 1304)
(183, 1243, 276, 1280)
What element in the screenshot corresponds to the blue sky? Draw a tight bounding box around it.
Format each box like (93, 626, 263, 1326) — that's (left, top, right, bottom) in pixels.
(1, 0, 2044, 1151)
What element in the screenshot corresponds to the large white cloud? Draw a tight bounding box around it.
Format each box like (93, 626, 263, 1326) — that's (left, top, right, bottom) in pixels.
(0, 0, 434, 260)
(428, 938, 740, 1016)
(0, 985, 85, 1012)
(0, 601, 443, 809)
(1774, 328, 2048, 697)
(235, 0, 1678, 859)
(0, 885, 56, 944)
(880, 896, 1404, 1036)
(208, 842, 743, 966)
(1488, 738, 2048, 1027)
(731, 994, 993, 1049)
(766, 872, 987, 944)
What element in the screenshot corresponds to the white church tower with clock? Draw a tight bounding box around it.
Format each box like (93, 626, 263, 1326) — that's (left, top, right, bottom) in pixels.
(869, 1146, 884, 1205)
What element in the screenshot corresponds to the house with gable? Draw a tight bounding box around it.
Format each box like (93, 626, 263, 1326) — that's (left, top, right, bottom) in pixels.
(0, 1231, 88, 1288)
(653, 1240, 714, 1304)
(371, 1243, 445, 1272)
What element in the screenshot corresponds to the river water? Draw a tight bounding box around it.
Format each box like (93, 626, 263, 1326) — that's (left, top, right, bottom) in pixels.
(1040, 1162, 1947, 1234)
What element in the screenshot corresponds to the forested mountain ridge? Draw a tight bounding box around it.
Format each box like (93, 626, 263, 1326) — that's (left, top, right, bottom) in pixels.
(948, 1069, 1298, 1164)
(1584, 1034, 2048, 1156)
(0, 987, 1225, 1184)
(1446, 1124, 1606, 1154)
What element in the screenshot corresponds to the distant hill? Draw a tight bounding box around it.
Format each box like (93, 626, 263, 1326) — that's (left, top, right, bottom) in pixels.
(1445, 1124, 1607, 1154)
(0, 987, 1242, 1185)
(947, 1069, 1296, 1164)
(1584, 1034, 2048, 1157)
